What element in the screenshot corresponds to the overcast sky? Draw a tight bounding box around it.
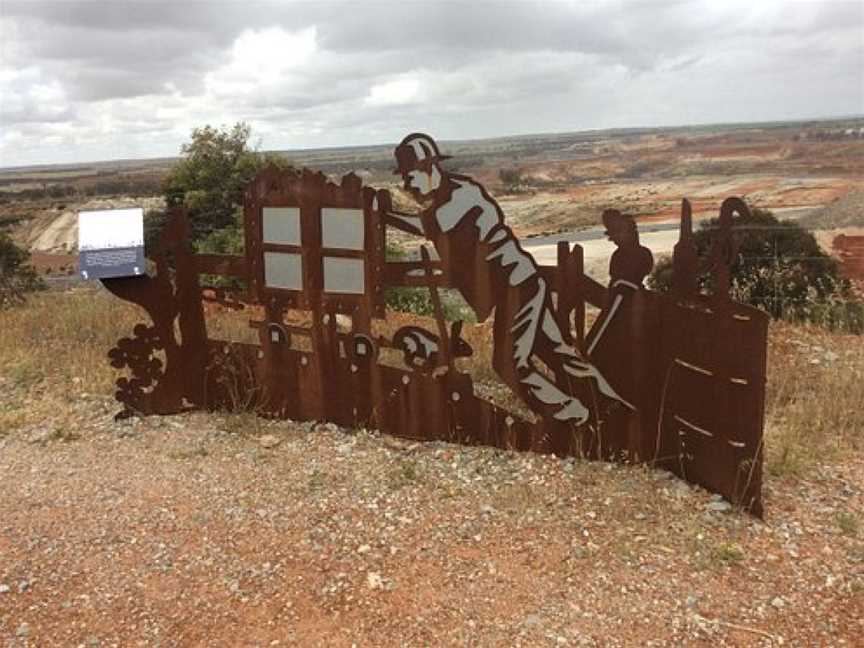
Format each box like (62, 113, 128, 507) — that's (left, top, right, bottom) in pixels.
(1, 0, 862, 168)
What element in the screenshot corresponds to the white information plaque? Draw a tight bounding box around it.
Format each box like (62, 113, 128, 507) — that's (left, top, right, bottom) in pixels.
(78, 208, 145, 280)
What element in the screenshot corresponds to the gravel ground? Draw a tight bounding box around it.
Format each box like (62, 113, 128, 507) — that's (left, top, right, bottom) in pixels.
(1, 406, 862, 647)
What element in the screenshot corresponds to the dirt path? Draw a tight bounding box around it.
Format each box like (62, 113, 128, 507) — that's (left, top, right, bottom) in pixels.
(1, 411, 861, 647)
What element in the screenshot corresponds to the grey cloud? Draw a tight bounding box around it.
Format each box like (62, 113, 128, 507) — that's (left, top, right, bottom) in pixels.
(1, 0, 862, 167)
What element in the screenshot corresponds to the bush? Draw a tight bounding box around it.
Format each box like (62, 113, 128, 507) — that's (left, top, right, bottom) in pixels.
(382, 248, 471, 320)
(0, 233, 44, 308)
(498, 168, 522, 186)
(385, 286, 437, 316)
(647, 208, 861, 332)
(162, 122, 292, 245)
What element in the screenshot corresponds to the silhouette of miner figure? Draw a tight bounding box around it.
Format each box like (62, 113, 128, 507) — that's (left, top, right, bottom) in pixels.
(388, 133, 631, 424)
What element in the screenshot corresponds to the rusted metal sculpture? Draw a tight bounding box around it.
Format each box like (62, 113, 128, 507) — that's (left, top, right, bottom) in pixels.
(103, 134, 768, 514)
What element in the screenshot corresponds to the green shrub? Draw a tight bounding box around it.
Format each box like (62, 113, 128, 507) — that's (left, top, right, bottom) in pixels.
(162, 122, 292, 243)
(498, 167, 522, 186)
(385, 286, 436, 316)
(647, 209, 861, 332)
(0, 233, 44, 308)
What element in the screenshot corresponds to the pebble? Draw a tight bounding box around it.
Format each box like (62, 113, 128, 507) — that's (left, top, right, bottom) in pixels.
(0, 583, 9, 594)
(259, 434, 281, 449)
(16, 622, 30, 638)
(707, 501, 732, 512)
(366, 572, 384, 590)
(27, 426, 55, 444)
(771, 596, 785, 609)
(523, 614, 542, 627)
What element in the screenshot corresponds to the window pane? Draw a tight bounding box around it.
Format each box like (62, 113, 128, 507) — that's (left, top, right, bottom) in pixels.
(263, 207, 301, 245)
(323, 257, 365, 294)
(321, 208, 364, 250)
(264, 252, 303, 290)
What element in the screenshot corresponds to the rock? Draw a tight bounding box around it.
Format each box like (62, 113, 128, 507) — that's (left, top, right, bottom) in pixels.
(357, 544, 371, 554)
(366, 571, 384, 590)
(523, 614, 542, 627)
(771, 596, 785, 609)
(27, 426, 55, 444)
(16, 622, 30, 638)
(259, 434, 281, 449)
(707, 500, 732, 512)
(0, 583, 9, 594)
(480, 504, 496, 515)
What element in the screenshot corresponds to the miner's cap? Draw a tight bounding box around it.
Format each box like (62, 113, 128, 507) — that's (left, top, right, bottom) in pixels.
(393, 133, 451, 175)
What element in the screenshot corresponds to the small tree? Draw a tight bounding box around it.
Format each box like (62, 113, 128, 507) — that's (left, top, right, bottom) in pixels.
(0, 233, 44, 308)
(498, 167, 522, 187)
(648, 209, 862, 331)
(161, 122, 291, 252)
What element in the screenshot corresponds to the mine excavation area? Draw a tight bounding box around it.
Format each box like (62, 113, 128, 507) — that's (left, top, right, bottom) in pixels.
(3, 123, 863, 283)
(1, 121, 863, 646)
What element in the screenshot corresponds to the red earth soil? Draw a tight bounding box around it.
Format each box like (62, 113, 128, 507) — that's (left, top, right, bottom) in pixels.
(833, 234, 864, 295)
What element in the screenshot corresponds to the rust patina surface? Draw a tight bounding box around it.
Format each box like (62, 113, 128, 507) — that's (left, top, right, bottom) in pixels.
(103, 135, 767, 514)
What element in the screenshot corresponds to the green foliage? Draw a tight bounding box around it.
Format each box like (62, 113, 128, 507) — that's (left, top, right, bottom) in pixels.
(498, 167, 522, 186)
(837, 511, 859, 536)
(196, 210, 246, 255)
(162, 122, 292, 246)
(383, 245, 472, 320)
(711, 542, 745, 565)
(647, 209, 862, 332)
(385, 286, 437, 317)
(0, 233, 44, 308)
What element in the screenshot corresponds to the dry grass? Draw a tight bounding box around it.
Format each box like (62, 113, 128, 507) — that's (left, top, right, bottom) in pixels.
(0, 288, 140, 433)
(1, 290, 861, 480)
(763, 321, 864, 476)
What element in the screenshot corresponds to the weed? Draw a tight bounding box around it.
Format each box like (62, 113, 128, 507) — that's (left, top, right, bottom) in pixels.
(307, 468, 326, 492)
(763, 322, 864, 478)
(388, 458, 420, 489)
(493, 482, 544, 514)
(168, 445, 209, 460)
(9, 360, 43, 389)
(837, 512, 859, 537)
(221, 411, 262, 436)
(711, 542, 745, 565)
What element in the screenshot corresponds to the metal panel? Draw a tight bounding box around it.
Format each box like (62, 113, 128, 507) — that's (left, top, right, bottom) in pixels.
(102, 138, 769, 515)
(264, 252, 303, 290)
(262, 207, 301, 245)
(322, 207, 365, 249)
(323, 257, 365, 294)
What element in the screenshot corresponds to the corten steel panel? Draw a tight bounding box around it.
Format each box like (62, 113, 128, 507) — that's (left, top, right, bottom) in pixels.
(102, 208, 208, 416)
(103, 143, 768, 515)
(244, 167, 385, 318)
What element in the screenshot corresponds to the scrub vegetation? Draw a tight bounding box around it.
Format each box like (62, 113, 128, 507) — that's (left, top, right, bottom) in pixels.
(0, 287, 860, 480)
